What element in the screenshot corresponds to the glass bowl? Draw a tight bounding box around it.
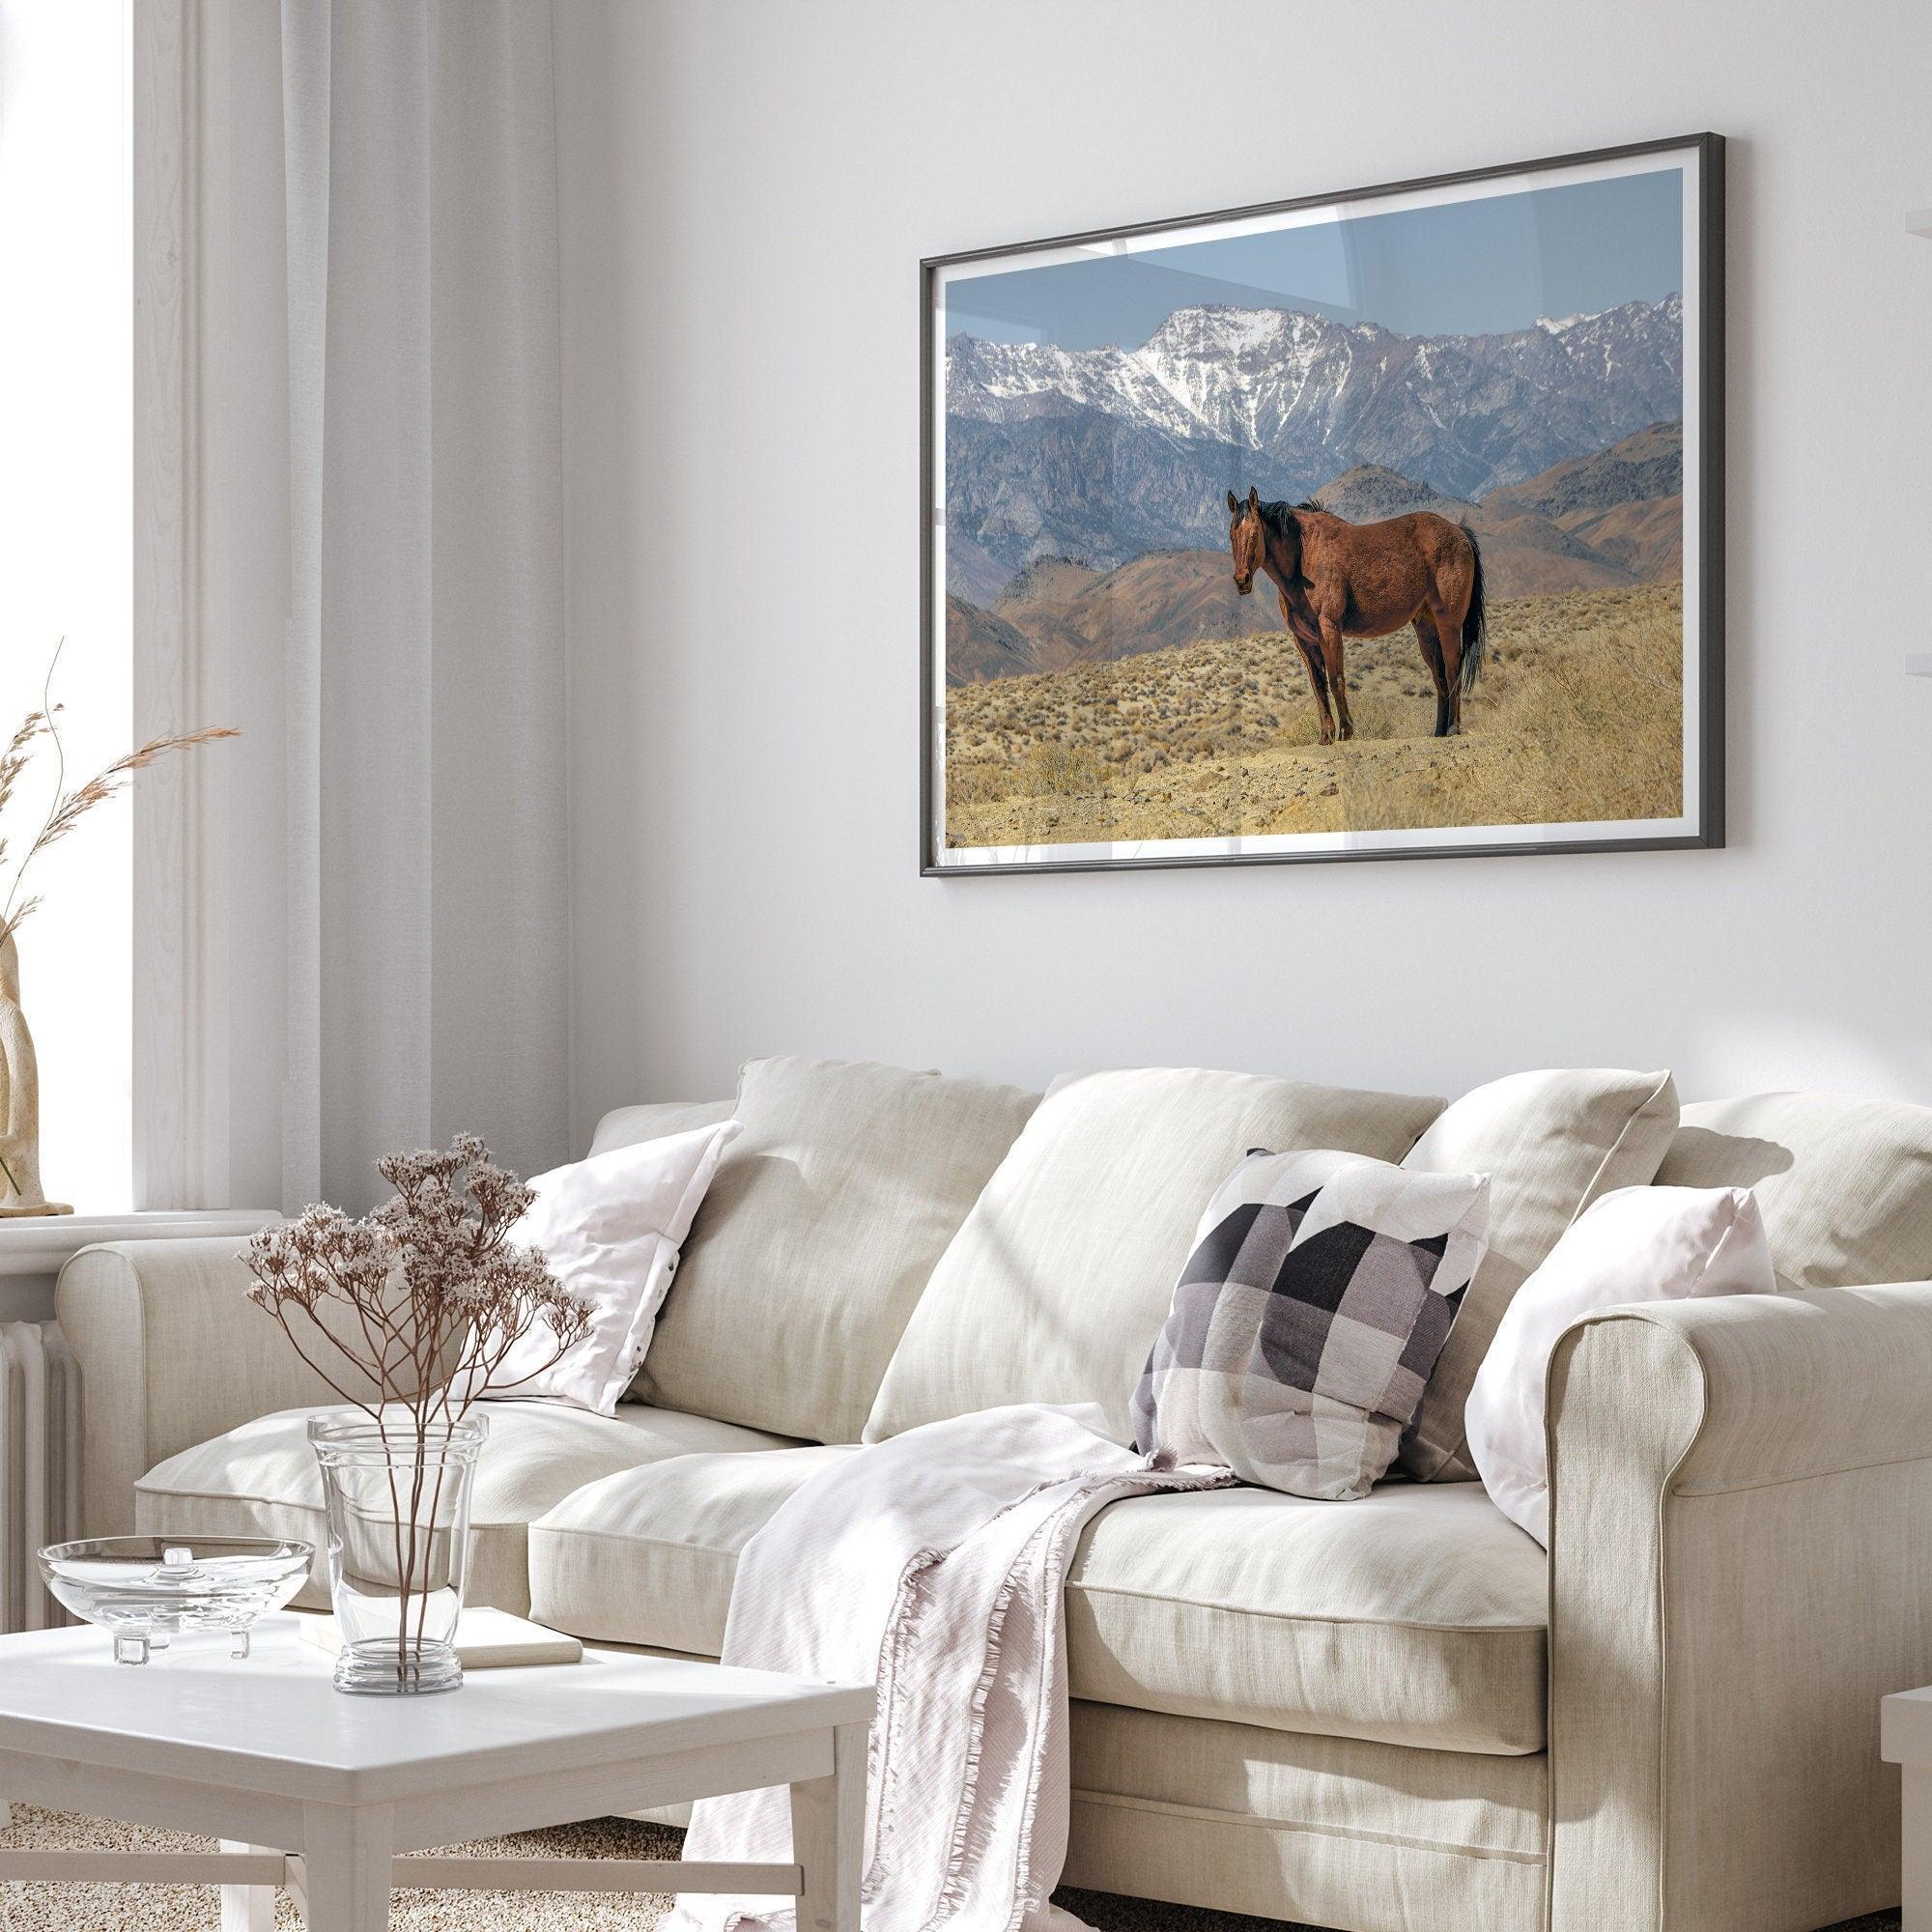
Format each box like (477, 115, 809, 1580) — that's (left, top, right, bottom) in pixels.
(40, 1536, 314, 1664)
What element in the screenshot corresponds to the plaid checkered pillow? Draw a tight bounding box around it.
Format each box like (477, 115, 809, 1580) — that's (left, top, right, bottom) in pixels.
(1131, 1148, 1489, 1500)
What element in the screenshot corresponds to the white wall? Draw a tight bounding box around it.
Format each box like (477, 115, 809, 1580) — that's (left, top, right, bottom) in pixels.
(554, 0, 1932, 1139)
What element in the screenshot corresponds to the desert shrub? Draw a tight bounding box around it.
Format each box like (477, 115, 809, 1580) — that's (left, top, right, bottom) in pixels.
(943, 583, 1684, 847)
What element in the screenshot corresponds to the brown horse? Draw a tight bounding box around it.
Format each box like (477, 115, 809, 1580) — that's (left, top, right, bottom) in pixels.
(1226, 486, 1487, 743)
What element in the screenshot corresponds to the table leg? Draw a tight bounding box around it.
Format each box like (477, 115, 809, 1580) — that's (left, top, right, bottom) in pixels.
(300, 1803, 393, 1931)
(1906, 1767, 1931, 1932)
(789, 1721, 865, 1932)
(219, 1840, 278, 1932)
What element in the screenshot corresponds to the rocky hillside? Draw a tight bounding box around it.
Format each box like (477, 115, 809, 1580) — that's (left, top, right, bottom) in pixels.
(1562, 495, 1681, 582)
(945, 595, 1051, 687)
(944, 425, 1685, 684)
(1483, 420, 1683, 581)
(1484, 420, 1682, 523)
(945, 532, 1016, 609)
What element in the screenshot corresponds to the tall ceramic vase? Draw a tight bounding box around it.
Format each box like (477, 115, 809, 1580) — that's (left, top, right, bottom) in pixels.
(307, 1410, 487, 1694)
(0, 931, 71, 1218)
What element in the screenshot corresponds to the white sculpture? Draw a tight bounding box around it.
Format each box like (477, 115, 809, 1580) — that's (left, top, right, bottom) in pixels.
(0, 931, 70, 1217)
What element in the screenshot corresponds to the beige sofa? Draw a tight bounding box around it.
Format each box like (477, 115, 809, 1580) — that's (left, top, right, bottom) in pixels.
(56, 1059, 1932, 1932)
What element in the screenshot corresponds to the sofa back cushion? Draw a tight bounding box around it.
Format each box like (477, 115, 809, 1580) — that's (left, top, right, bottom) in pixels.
(1654, 1092, 1932, 1292)
(863, 1067, 1444, 1445)
(1398, 1067, 1679, 1481)
(632, 1056, 1039, 1442)
(590, 1098, 734, 1155)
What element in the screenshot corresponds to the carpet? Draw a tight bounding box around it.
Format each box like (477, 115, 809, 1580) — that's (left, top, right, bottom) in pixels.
(0, 1808, 1904, 1931)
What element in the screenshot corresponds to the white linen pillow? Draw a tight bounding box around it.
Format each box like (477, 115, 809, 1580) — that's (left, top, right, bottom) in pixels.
(1464, 1183, 1775, 1545)
(476, 1120, 741, 1415)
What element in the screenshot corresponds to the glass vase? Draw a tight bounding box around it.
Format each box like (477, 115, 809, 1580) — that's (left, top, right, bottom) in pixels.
(306, 1409, 486, 1695)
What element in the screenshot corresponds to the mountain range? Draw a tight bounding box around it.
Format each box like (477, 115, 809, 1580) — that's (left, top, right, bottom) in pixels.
(945, 297, 1682, 577)
(944, 421, 1683, 686)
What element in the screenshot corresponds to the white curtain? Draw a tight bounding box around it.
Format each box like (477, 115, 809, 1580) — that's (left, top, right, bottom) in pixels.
(280, 0, 568, 1209)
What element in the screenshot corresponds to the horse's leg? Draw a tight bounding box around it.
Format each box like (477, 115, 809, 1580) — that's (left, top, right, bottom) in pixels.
(1317, 608, 1354, 741)
(1279, 589, 1336, 744)
(1293, 635, 1336, 746)
(1428, 541, 1478, 735)
(1428, 601, 1465, 733)
(1414, 613, 1451, 738)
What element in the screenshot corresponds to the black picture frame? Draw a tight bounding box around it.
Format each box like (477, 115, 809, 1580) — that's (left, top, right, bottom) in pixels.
(921, 132, 1724, 877)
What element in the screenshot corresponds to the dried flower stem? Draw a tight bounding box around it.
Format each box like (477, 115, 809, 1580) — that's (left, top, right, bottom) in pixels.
(0, 638, 239, 952)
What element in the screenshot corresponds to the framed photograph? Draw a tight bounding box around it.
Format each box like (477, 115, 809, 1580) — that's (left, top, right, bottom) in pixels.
(922, 133, 1722, 875)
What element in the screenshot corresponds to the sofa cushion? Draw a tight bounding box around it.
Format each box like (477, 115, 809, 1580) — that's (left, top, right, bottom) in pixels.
(1398, 1067, 1679, 1482)
(527, 1453, 1546, 1755)
(864, 1069, 1445, 1446)
(590, 1098, 734, 1156)
(529, 1443, 854, 1657)
(134, 1400, 799, 1619)
(1064, 1703, 1548, 1930)
(1655, 1092, 1932, 1293)
(633, 1056, 1040, 1443)
(1075, 1481, 1546, 1753)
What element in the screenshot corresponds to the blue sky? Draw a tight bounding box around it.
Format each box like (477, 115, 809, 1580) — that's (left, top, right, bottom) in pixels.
(947, 167, 1683, 348)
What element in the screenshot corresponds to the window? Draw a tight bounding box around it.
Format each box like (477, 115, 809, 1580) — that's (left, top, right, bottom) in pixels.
(0, 1, 134, 1209)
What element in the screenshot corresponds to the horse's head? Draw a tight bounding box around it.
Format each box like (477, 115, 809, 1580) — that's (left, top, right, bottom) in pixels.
(1227, 486, 1264, 595)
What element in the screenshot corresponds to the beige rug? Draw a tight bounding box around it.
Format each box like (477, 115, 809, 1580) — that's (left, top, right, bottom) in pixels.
(0, 1807, 1903, 1932)
(2, 1806, 676, 1930)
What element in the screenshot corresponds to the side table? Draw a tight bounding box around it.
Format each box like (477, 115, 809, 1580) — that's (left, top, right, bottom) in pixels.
(1881, 1686, 1931, 1928)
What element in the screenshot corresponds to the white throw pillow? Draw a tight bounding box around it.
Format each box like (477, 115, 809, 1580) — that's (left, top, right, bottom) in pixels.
(1464, 1183, 1775, 1545)
(476, 1120, 741, 1415)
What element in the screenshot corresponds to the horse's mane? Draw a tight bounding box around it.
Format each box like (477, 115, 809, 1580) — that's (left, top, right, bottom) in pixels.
(1257, 498, 1308, 537)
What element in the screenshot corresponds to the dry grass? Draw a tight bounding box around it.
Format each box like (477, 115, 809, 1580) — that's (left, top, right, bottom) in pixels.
(943, 582, 1684, 846)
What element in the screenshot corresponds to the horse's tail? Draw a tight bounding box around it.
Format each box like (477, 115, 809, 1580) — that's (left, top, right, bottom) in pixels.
(1458, 526, 1487, 695)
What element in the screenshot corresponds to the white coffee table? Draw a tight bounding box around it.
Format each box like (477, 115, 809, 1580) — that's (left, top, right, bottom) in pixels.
(0, 1617, 872, 1931)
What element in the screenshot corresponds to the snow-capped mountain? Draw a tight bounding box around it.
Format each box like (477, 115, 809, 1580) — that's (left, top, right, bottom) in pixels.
(944, 297, 1682, 574)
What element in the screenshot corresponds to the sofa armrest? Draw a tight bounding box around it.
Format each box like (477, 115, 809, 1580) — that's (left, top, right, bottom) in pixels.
(56, 1238, 384, 1536)
(1546, 1283, 1932, 1932)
